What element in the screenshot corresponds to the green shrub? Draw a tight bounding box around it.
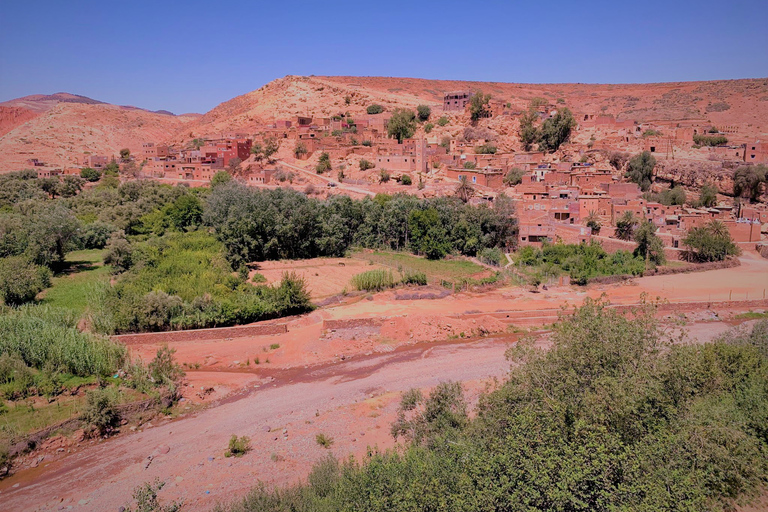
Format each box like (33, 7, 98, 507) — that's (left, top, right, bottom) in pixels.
(475, 143, 497, 154)
(251, 272, 267, 283)
(315, 152, 332, 174)
(479, 247, 504, 267)
(463, 161, 477, 170)
(82, 387, 119, 436)
(359, 159, 374, 171)
(400, 175, 412, 186)
(315, 433, 334, 448)
(416, 105, 431, 121)
(379, 169, 390, 183)
(351, 269, 396, 292)
(503, 168, 524, 186)
(225, 435, 251, 457)
(366, 104, 384, 115)
(80, 167, 101, 182)
(0, 257, 51, 305)
(693, 134, 728, 146)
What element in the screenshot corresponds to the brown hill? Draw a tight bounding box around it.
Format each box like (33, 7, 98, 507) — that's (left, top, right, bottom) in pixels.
(183, 75, 768, 140)
(0, 102, 193, 172)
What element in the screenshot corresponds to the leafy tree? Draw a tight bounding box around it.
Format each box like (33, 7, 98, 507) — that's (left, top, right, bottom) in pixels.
(424, 122, 434, 134)
(633, 220, 665, 266)
(469, 91, 492, 122)
(294, 141, 308, 159)
(387, 108, 417, 143)
(316, 152, 332, 174)
(211, 171, 232, 188)
(504, 168, 525, 186)
(416, 105, 431, 121)
(103, 160, 120, 176)
(614, 211, 637, 241)
(192, 138, 206, 149)
(400, 174, 412, 186)
(80, 167, 102, 182)
(119, 148, 131, 160)
(251, 137, 280, 163)
(0, 257, 51, 305)
(733, 165, 766, 202)
(683, 220, 739, 262)
(697, 183, 718, 208)
(475, 143, 497, 154)
(608, 151, 629, 170)
(626, 151, 657, 191)
(227, 157, 243, 176)
(455, 176, 475, 203)
(408, 208, 450, 259)
(463, 161, 477, 170)
(537, 107, 576, 152)
(79, 221, 114, 249)
(104, 231, 133, 274)
(586, 212, 601, 235)
(366, 104, 384, 115)
(359, 159, 374, 171)
(518, 109, 538, 151)
(165, 194, 203, 231)
(57, 175, 85, 198)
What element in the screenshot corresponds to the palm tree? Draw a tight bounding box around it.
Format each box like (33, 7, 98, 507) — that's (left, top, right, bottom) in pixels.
(455, 176, 475, 203)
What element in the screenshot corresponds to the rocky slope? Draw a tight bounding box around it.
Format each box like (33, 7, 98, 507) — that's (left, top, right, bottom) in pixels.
(0, 103, 194, 172)
(184, 75, 768, 139)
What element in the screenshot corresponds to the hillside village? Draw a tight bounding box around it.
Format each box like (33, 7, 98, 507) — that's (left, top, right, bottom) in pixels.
(17, 79, 768, 256)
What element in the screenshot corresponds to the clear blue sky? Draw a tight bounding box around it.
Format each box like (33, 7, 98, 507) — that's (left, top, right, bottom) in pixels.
(1, 0, 766, 114)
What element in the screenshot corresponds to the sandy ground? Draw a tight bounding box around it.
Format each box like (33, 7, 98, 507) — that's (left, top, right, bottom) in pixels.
(254, 257, 388, 300)
(0, 338, 513, 511)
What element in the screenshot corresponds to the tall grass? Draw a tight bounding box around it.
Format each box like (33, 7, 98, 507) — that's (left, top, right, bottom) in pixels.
(350, 270, 396, 292)
(92, 232, 313, 333)
(0, 305, 126, 377)
(401, 269, 427, 286)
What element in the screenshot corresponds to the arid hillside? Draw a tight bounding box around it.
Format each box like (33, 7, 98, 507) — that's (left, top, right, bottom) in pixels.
(3, 76, 767, 172)
(0, 103, 195, 172)
(184, 75, 768, 139)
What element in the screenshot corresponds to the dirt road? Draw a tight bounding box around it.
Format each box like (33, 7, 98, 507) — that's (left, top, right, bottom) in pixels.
(0, 338, 513, 511)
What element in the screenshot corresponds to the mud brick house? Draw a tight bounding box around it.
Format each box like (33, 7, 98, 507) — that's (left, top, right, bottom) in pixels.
(745, 141, 768, 164)
(82, 155, 110, 170)
(199, 139, 252, 166)
(445, 166, 504, 188)
(142, 142, 170, 159)
(246, 168, 276, 185)
(443, 91, 471, 111)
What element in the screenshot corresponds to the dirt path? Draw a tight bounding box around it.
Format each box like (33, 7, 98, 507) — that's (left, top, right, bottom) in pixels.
(0, 338, 513, 511)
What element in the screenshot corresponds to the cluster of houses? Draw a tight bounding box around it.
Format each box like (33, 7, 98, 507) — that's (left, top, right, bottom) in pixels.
(510, 163, 765, 252)
(25, 89, 767, 252)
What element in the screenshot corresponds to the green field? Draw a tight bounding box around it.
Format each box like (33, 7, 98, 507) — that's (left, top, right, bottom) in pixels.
(40, 249, 110, 316)
(351, 250, 488, 285)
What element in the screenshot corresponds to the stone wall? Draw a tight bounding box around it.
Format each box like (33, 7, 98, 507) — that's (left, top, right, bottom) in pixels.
(113, 323, 287, 345)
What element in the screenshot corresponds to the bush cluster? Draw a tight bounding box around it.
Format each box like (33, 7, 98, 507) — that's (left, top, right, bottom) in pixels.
(205, 184, 518, 267)
(516, 242, 646, 285)
(217, 305, 768, 512)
